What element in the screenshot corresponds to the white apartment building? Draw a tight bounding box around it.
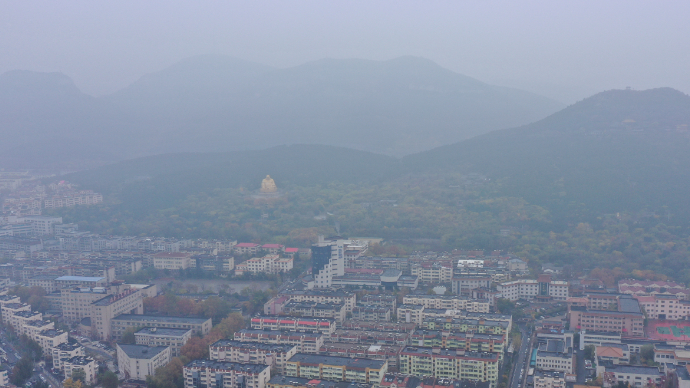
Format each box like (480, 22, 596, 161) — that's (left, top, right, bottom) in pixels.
(52, 343, 86, 371)
(635, 294, 690, 320)
(63, 356, 98, 385)
(152, 252, 192, 270)
(235, 255, 293, 276)
(117, 344, 172, 381)
(498, 275, 569, 301)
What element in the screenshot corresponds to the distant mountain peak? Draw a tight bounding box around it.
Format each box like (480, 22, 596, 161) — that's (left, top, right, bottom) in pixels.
(0, 70, 83, 97)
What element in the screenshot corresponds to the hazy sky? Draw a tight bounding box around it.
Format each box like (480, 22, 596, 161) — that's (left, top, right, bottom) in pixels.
(2, 0, 689, 103)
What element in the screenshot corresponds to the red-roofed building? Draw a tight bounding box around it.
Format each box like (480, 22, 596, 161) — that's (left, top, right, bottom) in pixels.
(235, 243, 260, 254)
(262, 244, 285, 254)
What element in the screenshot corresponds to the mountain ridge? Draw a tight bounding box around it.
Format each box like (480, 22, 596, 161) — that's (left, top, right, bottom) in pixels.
(0, 55, 563, 168)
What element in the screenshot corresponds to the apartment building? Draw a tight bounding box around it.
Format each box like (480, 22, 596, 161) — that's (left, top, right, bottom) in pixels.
(411, 263, 453, 283)
(209, 340, 298, 374)
(286, 353, 387, 385)
(235, 243, 261, 255)
(61, 287, 109, 324)
(360, 295, 397, 311)
(91, 289, 144, 340)
(282, 301, 346, 322)
(579, 331, 622, 350)
(235, 329, 324, 354)
(52, 343, 85, 372)
(28, 275, 58, 292)
(55, 275, 107, 289)
(451, 275, 492, 296)
(603, 365, 664, 388)
(403, 295, 490, 311)
(535, 340, 574, 373)
(634, 294, 690, 320)
(421, 317, 510, 337)
(235, 255, 294, 276)
(250, 317, 336, 336)
(534, 370, 566, 388)
(352, 305, 391, 321)
(0, 294, 20, 308)
(152, 252, 192, 270)
(135, 327, 192, 357)
(8, 310, 42, 332)
(328, 330, 409, 346)
(268, 376, 373, 388)
(567, 294, 645, 337)
(111, 314, 212, 341)
(319, 343, 402, 370)
(0, 302, 30, 323)
(399, 347, 499, 385)
(184, 360, 271, 388)
(274, 289, 357, 312)
(34, 329, 69, 356)
(117, 344, 172, 381)
(63, 356, 98, 385)
(340, 320, 416, 333)
(618, 279, 690, 300)
(409, 330, 504, 355)
(21, 319, 54, 338)
(654, 344, 690, 366)
(497, 275, 569, 302)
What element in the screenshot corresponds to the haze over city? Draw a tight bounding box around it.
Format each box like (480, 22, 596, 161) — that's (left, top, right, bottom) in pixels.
(2, 2, 690, 388)
(3, 0, 690, 103)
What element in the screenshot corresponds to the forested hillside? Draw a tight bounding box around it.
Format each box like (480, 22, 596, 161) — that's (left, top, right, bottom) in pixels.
(53, 87, 690, 284)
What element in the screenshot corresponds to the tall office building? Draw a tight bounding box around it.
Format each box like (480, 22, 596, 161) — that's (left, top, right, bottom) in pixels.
(311, 236, 347, 288)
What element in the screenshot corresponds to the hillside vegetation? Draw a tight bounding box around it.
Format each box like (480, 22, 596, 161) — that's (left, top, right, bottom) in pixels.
(54, 88, 690, 284)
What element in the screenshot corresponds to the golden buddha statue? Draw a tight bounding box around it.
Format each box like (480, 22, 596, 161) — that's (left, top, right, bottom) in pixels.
(260, 175, 278, 193)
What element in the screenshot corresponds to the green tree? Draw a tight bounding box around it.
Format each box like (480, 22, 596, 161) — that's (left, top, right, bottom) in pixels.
(584, 345, 596, 361)
(100, 370, 119, 388)
(120, 326, 141, 344)
(641, 344, 655, 363)
(10, 357, 33, 386)
(72, 368, 86, 383)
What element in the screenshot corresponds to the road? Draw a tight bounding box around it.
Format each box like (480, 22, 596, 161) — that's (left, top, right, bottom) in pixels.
(41, 366, 64, 388)
(509, 326, 531, 388)
(575, 346, 587, 384)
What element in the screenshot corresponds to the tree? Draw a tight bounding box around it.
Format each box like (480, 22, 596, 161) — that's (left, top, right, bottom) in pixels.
(100, 370, 119, 388)
(63, 378, 84, 388)
(10, 357, 33, 386)
(180, 336, 209, 360)
(146, 357, 186, 388)
(584, 345, 596, 361)
(641, 344, 655, 363)
(120, 327, 140, 344)
(72, 368, 86, 384)
(19, 334, 43, 361)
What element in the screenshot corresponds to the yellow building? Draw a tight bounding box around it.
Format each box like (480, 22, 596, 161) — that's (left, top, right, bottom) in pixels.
(399, 346, 499, 384)
(286, 353, 387, 386)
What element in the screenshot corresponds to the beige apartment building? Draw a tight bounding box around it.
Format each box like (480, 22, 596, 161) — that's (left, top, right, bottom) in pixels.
(152, 252, 192, 270)
(235, 329, 324, 354)
(184, 360, 271, 388)
(111, 314, 212, 341)
(91, 289, 144, 340)
(135, 327, 192, 357)
(52, 343, 85, 371)
(209, 340, 297, 374)
(34, 329, 69, 355)
(63, 356, 98, 385)
(0, 302, 30, 323)
(61, 287, 109, 324)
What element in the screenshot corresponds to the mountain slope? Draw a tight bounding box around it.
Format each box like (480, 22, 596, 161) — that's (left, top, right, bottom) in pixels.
(404, 88, 690, 220)
(0, 55, 562, 168)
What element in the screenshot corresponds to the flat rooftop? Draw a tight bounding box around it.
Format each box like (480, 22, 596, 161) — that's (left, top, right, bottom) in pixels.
(66, 356, 94, 366)
(185, 359, 269, 373)
(288, 353, 386, 369)
(117, 344, 169, 359)
(211, 340, 296, 352)
(268, 375, 372, 388)
(113, 314, 210, 324)
(136, 327, 192, 337)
